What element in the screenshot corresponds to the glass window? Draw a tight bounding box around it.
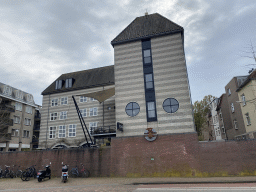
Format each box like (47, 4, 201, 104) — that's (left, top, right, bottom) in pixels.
(55, 80, 63, 90)
(60, 111, 67, 120)
(90, 97, 96, 101)
(89, 122, 97, 134)
(59, 125, 66, 138)
(145, 74, 154, 89)
(51, 98, 58, 106)
(15, 102, 22, 111)
(231, 103, 235, 113)
(23, 130, 30, 138)
(227, 88, 231, 95)
(60, 97, 68, 105)
(234, 120, 238, 129)
(26, 106, 32, 114)
(89, 108, 98, 116)
(125, 102, 140, 117)
(50, 113, 58, 121)
(68, 124, 76, 137)
(163, 98, 179, 113)
(245, 113, 251, 125)
(65, 78, 73, 88)
(24, 118, 31, 126)
(147, 102, 156, 118)
(14, 116, 20, 124)
(80, 108, 87, 117)
(11, 129, 19, 137)
(241, 94, 246, 106)
(49, 126, 56, 139)
(143, 49, 151, 57)
(80, 96, 87, 103)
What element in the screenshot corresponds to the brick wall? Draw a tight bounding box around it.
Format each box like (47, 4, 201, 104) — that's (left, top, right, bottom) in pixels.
(1, 132, 256, 177)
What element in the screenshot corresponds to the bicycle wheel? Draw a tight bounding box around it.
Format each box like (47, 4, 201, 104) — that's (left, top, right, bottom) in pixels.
(9, 170, 14, 178)
(82, 169, 90, 178)
(16, 170, 22, 178)
(21, 171, 27, 181)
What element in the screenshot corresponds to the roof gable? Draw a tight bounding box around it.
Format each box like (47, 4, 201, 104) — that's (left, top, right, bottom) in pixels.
(111, 13, 183, 46)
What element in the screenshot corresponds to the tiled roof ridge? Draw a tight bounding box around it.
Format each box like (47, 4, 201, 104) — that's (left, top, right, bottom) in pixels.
(61, 65, 114, 76)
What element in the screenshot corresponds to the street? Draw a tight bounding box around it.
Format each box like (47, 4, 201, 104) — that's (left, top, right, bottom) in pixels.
(1, 178, 256, 192)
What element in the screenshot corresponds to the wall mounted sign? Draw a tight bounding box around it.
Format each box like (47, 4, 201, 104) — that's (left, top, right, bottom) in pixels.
(144, 128, 157, 141)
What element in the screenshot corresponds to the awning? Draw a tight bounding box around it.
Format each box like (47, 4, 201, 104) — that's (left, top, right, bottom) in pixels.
(76, 87, 115, 103)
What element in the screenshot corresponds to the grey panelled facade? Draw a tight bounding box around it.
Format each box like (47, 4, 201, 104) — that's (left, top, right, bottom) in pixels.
(113, 13, 195, 137)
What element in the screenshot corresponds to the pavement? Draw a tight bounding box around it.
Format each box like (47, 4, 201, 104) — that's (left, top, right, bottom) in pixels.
(0, 176, 256, 191)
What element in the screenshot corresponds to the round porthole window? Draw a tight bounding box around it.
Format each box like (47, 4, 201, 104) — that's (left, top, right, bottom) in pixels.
(163, 98, 179, 113)
(125, 102, 140, 117)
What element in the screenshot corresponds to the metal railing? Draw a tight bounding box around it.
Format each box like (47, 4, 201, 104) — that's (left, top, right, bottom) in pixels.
(91, 125, 116, 136)
(0, 105, 15, 113)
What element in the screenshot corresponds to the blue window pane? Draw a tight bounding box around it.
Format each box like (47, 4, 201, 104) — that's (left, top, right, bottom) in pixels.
(125, 102, 140, 117)
(144, 50, 151, 57)
(163, 98, 179, 113)
(146, 82, 153, 89)
(144, 57, 151, 64)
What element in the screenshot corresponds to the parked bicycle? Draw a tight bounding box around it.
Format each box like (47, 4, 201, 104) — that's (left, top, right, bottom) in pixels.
(0, 166, 3, 178)
(2, 165, 14, 178)
(21, 165, 37, 181)
(71, 163, 90, 178)
(14, 165, 23, 178)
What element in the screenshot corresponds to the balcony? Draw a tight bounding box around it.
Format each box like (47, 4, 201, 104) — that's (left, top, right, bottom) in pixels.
(32, 137, 39, 143)
(91, 125, 116, 137)
(2, 119, 13, 126)
(0, 133, 11, 142)
(33, 125, 40, 131)
(0, 104, 15, 113)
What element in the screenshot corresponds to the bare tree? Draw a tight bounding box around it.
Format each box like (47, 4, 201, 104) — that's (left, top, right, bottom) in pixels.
(241, 40, 256, 73)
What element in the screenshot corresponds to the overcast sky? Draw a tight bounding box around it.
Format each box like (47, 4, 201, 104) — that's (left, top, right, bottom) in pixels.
(0, 0, 255, 106)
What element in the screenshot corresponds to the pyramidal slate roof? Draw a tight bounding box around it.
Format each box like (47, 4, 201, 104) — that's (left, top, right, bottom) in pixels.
(42, 65, 114, 95)
(111, 13, 184, 46)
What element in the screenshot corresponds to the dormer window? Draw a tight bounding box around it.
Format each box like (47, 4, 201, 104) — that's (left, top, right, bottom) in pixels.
(15, 90, 23, 100)
(227, 88, 231, 96)
(65, 78, 73, 88)
(55, 80, 63, 90)
(26, 94, 33, 102)
(4, 86, 12, 96)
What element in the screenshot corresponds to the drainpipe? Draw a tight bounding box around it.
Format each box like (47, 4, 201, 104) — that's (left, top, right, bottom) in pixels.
(45, 95, 50, 149)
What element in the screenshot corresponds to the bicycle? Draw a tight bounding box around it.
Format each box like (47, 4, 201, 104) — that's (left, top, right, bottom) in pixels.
(0, 166, 2, 178)
(2, 165, 14, 178)
(14, 165, 23, 178)
(21, 165, 37, 181)
(71, 163, 90, 178)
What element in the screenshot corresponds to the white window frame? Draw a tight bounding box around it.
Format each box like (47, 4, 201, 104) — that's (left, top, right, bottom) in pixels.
(4, 86, 12, 96)
(24, 118, 31, 126)
(15, 91, 23, 99)
(50, 113, 58, 121)
(60, 111, 67, 120)
(25, 106, 32, 114)
(49, 126, 56, 139)
(241, 94, 246, 106)
(228, 88, 231, 95)
(51, 98, 58, 107)
(89, 107, 98, 116)
(245, 113, 251, 125)
(23, 130, 30, 138)
(80, 96, 87, 103)
(26, 94, 33, 102)
(90, 97, 96, 101)
(80, 108, 87, 117)
(68, 124, 76, 137)
(14, 116, 20, 124)
(89, 122, 98, 134)
(59, 125, 66, 138)
(231, 103, 235, 113)
(15, 102, 22, 111)
(11, 129, 19, 137)
(60, 97, 68, 105)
